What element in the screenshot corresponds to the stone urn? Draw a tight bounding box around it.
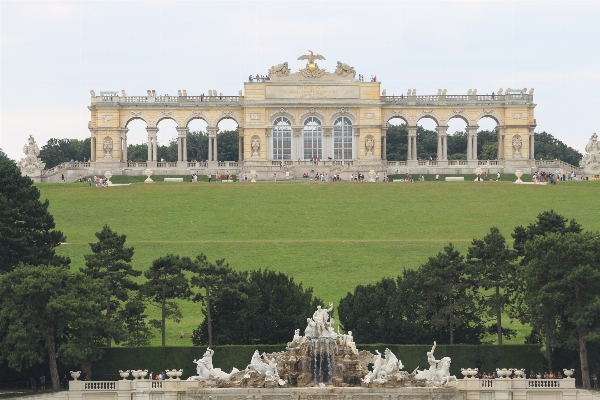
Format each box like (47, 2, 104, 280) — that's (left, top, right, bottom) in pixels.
(166, 370, 176, 379)
(461, 368, 477, 378)
(563, 369, 575, 378)
(173, 369, 183, 380)
(369, 170, 376, 182)
(70, 371, 81, 380)
(119, 370, 130, 380)
(250, 170, 257, 183)
(131, 370, 140, 379)
(138, 370, 148, 379)
(496, 368, 512, 378)
(104, 171, 113, 186)
(144, 169, 154, 183)
(512, 368, 525, 378)
(474, 167, 483, 181)
(515, 169, 523, 183)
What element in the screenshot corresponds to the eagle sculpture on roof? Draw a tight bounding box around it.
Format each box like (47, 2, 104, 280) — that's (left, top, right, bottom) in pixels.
(297, 50, 325, 65)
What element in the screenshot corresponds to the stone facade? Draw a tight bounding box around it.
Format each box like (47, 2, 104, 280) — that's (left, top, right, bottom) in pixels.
(83, 53, 539, 180)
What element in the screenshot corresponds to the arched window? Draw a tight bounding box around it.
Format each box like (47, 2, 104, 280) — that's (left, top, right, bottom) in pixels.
(272, 116, 292, 160)
(333, 117, 353, 159)
(303, 116, 322, 159)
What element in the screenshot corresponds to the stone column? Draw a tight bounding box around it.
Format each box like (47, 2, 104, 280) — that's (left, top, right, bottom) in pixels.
(214, 134, 219, 162)
(293, 127, 302, 160)
(153, 137, 158, 162)
(265, 133, 271, 160)
(238, 128, 244, 162)
(466, 125, 479, 161)
(436, 126, 448, 161)
(407, 126, 418, 161)
(176, 127, 189, 165)
(381, 127, 388, 160)
(121, 129, 129, 162)
(323, 127, 332, 160)
(353, 128, 360, 160)
(89, 129, 97, 162)
(207, 127, 218, 162)
(146, 127, 158, 161)
(529, 127, 535, 159)
(496, 126, 505, 159)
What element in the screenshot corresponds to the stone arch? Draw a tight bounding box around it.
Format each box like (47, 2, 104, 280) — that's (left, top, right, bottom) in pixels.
(475, 110, 504, 126)
(184, 111, 211, 127)
(299, 107, 326, 124)
(214, 110, 242, 127)
(444, 110, 473, 125)
(415, 110, 442, 126)
(269, 107, 295, 124)
(330, 108, 357, 124)
(122, 111, 150, 128)
(384, 110, 411, 126)
(154, 110, 181, 127)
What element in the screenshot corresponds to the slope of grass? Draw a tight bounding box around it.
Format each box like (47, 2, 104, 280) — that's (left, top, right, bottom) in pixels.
(38, 179, 600, 346)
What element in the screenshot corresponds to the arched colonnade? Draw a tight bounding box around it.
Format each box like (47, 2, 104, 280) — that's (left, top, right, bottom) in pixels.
(90, 109, 242, 163)
(381, 109, 528, 162)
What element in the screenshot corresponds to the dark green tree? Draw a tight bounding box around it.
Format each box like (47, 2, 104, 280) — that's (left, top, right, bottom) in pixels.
(522, 231, 600, 388)
(534, 131, 583, 166)
(0, 265, 116, 391)
(186, 254, 246, 346)
(187, 131, 209, 161)
(216, 130, 239, 161)
(192, 269, 321, 345)
(39, 138, 91, 168)
(476, 130, 498, 159)
(82, 225, 140, 346)
(512, 210, 582, 258)
(385, 124, 408, 161)
(419, 244, 483, 344)
(0, 148, 10, 164)
(447, 131, 467, 159)
(157, 139, 178, 162)
(513, 210, 582, 369)
(117, 296, 154, 346)
(127, 143, 148, 162)
(0, 161, 69, 273)
(416, 126, 438, 160)
(142, 254, 190, 346)
(467, 227, 518, 344)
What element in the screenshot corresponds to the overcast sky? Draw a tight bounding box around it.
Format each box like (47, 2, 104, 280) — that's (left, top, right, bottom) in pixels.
(2, 1, 599, 162)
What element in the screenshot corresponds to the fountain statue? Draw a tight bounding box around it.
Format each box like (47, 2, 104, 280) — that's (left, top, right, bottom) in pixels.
(185, 304, 456, 389)
(187, 347, 239, 382)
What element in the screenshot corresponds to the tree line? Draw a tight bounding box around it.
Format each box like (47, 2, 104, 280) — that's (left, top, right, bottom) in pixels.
(385, 125, 583, 166)
(1, 157, 599, 388)
(9, 127, 581, 169)
(36, 131, 240, 169)
(338, 211, 599, 388)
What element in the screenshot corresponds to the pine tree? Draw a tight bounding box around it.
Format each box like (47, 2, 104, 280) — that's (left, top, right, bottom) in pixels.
(0, 161, 68, 273)
(82, 225, 140, 347)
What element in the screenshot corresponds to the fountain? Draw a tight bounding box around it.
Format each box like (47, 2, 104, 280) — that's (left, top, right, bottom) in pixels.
(186, 303, 456, 390)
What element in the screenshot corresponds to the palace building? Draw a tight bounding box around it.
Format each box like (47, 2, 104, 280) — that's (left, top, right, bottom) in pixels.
(57, 51, 542, 180)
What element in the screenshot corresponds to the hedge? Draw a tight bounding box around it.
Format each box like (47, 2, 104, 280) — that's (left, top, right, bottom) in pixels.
(92, 344, 546, 381)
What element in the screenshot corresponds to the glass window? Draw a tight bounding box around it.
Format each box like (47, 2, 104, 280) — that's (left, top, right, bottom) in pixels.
(303, 116, 322, 160)
(333, 117, 353, 159)
(272, 117, 292, 160)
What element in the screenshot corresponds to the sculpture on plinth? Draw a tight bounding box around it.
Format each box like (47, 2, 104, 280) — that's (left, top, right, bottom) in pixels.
(296, 50, 327, 79)
(103, 139, 113, 159)
(365, 137, 375, 157)
(335, 61, 356, 78)
(187, 347, 239, 382)
(580, 133, 600, 175)
(18, 135, 46, 176)
(414, 342, 457, 386)
(512, 136, 522, 158)
(268, 62, 290, 78)
(251, 138, 260, 158)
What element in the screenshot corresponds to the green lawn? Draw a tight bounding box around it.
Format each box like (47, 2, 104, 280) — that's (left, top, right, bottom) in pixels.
(38, 179, 600, 346)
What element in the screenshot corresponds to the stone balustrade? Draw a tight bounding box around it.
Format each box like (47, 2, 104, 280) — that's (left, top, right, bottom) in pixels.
(94, 95, 242, 105)
(381, 93, 534, 105)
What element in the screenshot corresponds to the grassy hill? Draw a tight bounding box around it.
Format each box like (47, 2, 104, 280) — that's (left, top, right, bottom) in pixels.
(38, 179, 600, 346)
